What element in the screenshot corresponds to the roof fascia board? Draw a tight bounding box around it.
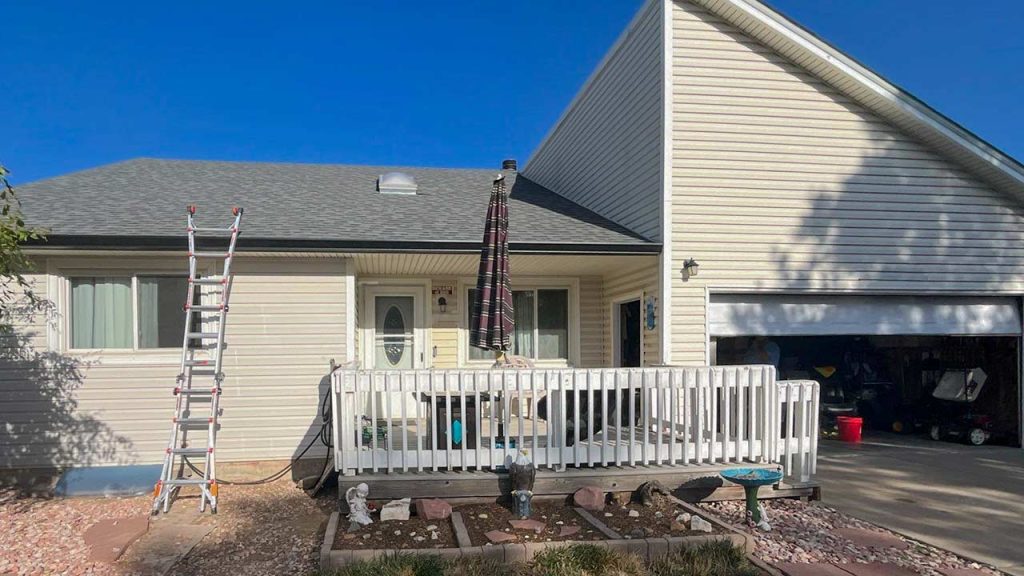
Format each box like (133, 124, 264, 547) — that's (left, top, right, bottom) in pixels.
(26, 236, 661, 255)
(699, 0, 1024, 190)
(524, 0, 659, 169)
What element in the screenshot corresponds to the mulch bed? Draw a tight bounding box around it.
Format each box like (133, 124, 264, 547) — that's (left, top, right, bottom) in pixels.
(600, 494, 717, 539)
(459, 500, 606, 546)
(334, 512, 457, 550)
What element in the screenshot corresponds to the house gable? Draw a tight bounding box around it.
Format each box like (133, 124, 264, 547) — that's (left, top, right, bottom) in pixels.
(523, 0, 665, 242)
(667, 0, 1024, 364)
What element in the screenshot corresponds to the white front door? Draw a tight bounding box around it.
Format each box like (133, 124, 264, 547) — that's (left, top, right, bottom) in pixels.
(364, 286, 426, 369)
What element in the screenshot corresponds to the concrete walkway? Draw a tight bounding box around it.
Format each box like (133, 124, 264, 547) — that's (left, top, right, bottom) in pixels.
(816, 433, 1024, 576)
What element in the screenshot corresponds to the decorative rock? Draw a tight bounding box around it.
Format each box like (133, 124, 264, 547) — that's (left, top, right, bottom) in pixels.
(690, 516, 713, 533)
(393, 530, 402, 536)
(83, 516, 150, 563)
(477, 513, 489, 519)
(654, 511, 663, 518)
(573, 486, 606, 511)
(509, 519, 546, 534)
(484, 530, 517, 544)
(670, 520, 686, 532)
(413, 536, 425, 543)
(425, 525, 438, 531)
(555, 521, 564, 526)
(430, 531, 439, 540)
(559, 525, 580, 538)
(380, 498, 412, 522)
(415, 499, 452, 520)
(342, 533, 357, 540)
(629, 528, 645, 539)
(676, 513, 691, 524)
(363, 534, 371, 539)
(604, 512, 613, 517)
(627, 510, 640, 518)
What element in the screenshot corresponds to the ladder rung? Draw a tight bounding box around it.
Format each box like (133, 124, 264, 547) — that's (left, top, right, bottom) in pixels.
(162, 479, 212, 486)
(192, 277, 227, 285)
(168, 447, 212, 456)
(174, 417, 215, 426)
(187, 304, 225, 312)
(175, 387, 221, 396)
(189, 226, 236, 234)
(189, 369, 221, 378)
(191, 251, 231, 258)
(184, 359, 215, 367)
(187, 332, 220, 339)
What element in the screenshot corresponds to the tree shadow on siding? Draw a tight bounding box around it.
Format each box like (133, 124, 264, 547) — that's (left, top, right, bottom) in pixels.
(0, 303, 133, 494)
(764, 142, 1024, 295)
(716, 142, 1024, 563)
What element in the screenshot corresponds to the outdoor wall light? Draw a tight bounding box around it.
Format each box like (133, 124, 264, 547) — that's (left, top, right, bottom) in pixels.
(438, 297, 448, 314)
(682, 258, 700, 279)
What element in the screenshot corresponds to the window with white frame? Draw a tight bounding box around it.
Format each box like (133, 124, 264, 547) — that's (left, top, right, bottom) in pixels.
(466, 288, 569, 361)
(69, 275, 190, 349)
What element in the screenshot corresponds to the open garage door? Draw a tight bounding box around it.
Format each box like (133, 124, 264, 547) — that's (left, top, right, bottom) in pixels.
(709, 294, 1022, 337)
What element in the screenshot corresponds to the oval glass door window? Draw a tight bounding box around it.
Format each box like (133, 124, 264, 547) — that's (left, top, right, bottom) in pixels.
(374, 295, 415, 369)
(383, 305, 405, 366)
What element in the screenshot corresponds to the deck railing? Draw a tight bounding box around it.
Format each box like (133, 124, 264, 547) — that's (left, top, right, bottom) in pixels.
(331, 366, 818, 483)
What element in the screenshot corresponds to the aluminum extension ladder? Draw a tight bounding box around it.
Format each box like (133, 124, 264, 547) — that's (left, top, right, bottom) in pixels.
(152, 205, 243, 514)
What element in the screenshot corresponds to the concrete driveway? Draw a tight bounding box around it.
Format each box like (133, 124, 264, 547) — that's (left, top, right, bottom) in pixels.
(816, 433, 1024, 575)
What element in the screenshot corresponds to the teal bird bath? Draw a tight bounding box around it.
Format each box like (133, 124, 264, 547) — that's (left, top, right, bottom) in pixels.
(720, 467, 783, 531)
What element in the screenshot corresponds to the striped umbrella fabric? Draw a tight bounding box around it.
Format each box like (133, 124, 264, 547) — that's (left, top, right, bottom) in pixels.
(470, 174, 514, 354)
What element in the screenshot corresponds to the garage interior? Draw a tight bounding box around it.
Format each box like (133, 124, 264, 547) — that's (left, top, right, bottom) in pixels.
(710, 295, 1022, 447)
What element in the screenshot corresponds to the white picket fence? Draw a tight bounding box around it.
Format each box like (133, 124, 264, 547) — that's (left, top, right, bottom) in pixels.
(331, 366, 819, 482)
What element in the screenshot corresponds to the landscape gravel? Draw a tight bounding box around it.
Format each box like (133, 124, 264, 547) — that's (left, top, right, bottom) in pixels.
(700, 499, 1002, 576)
(0, 478, 333, 576)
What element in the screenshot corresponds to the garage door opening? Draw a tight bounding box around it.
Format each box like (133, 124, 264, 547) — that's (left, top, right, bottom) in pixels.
(715, 335, 1020, 446)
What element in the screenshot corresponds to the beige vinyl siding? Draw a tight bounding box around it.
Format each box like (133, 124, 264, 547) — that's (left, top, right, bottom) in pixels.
(578, 276, 604, 367)
(602, 263, 661, 366)
(0, 268, 57, 469)
(432, 278, 460, 368)
(523, 0, 665, 241)
(669, 0, 1024, 364)
(1, 255, 351, 468)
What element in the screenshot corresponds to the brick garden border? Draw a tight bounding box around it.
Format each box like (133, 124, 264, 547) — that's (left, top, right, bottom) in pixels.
(321, 501, 754, 570)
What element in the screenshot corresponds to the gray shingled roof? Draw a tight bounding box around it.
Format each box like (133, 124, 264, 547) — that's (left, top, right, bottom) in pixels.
(17, 159, 655, 252)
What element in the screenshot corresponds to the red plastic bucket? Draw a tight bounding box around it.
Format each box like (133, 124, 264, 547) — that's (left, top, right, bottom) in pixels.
(837, 416, 863, 443)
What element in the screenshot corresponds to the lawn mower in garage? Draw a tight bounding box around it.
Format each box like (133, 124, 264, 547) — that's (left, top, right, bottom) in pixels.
(928, 367, 992, 446)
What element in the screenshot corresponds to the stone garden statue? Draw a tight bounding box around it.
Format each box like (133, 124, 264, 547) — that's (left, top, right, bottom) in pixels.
(346, 482, 373, 530)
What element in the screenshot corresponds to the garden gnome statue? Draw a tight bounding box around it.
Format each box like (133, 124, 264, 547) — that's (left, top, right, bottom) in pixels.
(509, 450, 536, 519)
(346, 483, 373, 531)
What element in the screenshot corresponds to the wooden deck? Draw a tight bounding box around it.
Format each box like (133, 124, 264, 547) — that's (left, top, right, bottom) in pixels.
(337, 462, 818, 507)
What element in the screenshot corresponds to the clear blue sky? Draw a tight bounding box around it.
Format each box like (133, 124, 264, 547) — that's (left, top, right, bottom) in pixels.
(4, 1, 1023, 184)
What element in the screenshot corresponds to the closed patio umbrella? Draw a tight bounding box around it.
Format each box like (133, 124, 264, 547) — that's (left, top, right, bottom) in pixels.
(470, 173, 514, 363)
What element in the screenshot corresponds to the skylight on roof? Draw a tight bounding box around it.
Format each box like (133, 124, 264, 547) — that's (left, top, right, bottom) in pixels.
(378, 172, 418, 195)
